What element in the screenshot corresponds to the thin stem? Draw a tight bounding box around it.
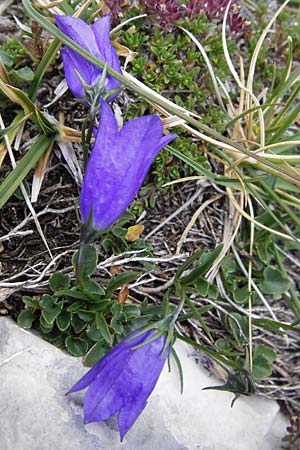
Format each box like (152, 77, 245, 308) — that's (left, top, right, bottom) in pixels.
(82, 107, 96, 171)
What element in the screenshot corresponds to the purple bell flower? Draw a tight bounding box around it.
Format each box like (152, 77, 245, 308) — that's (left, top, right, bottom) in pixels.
(67, 329, 169, 440)
(80, 99, 176, 231)
(55, 14, 121, 99)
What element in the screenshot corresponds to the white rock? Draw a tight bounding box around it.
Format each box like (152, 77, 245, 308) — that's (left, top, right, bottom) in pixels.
(0, 317, 288, 450)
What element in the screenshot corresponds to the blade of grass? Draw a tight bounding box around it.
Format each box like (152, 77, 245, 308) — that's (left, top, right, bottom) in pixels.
(0, 134, 54, 210)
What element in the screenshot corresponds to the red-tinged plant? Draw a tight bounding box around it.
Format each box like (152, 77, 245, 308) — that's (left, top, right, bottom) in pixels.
(187, 0, 250, 34)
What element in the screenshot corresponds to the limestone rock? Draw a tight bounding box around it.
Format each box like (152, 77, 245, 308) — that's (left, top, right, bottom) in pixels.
(0, 317, 288, 450)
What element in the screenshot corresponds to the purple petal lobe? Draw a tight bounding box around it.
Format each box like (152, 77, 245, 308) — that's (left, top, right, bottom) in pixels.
(117, 335, 169, 440)
(68, 329, 153, 394)
(93, 15, 122, 92)
(60, 47, 100, 99)
(67, 329, 169, 439)
(80, 99, 176, 230)
(82, 331, 156, 421)
(79, 99, 118, 225)
(55, 15, 101, 57)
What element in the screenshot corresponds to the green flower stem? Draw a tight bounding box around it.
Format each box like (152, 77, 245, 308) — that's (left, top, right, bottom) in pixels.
(75, 216, 98, 285)
(80, 65, 107, 170)
(81, 107, 96, 171)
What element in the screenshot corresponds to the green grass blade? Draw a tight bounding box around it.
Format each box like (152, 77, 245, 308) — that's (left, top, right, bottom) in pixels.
(0, 134, 54, 210)
(28, 38, 62, 101)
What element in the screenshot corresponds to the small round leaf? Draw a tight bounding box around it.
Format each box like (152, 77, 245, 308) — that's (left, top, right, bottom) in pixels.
(17, 310, 35, 329)
(65, 336, 88, 357)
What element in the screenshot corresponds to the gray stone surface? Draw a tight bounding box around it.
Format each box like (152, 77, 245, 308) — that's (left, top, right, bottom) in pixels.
(0, 317, 288, 450)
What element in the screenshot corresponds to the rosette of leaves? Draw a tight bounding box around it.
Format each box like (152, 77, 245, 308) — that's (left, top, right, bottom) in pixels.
(18, 243, 163, 366)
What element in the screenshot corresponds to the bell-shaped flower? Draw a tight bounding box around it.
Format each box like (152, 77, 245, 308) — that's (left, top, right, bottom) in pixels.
(80, 99, 176, 231)
(55, 14, 121, 100)
(67, 329, 169, 440)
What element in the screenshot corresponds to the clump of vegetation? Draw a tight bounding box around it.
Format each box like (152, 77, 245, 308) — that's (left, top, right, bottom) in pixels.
(0, 0, 300, 424)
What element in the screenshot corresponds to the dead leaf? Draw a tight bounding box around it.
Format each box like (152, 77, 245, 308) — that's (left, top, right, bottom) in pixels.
(110, 265, 122, 275)
(125, 224, 144, 242)
(118, 285, 129, 304)
(31, 141, 54, 202)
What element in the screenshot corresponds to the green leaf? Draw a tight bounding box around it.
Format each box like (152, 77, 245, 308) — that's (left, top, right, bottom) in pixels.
(39, 316, 53, 332)
(17, 309, 35, 328)
(65, 336, 88, 357)
(115, 210, 135, 227)
(181, 245, 223, 285)
(96, 313, 113, 346)
(260, 267, 290, 295)
(123, 304, 141, 320)
(66, 301, 82, 312)
(88, 300, 110, 313)
(50, 272, 70, 291)
(111, 302, 122, 316)
(40, 327, 61, 342)
(13, 67, 34, 81)
(254, 344, 276, 364)
(51, 334, 67, 349)
(111, 315, 125, 334)
(216, 338, 232, 353)
(55, 289, 89, 302)
(233, 284, 249, 304)
(83, 341, 107, 367)
(221, 255, 236, 278)
(87, 322, 103, 341)
(76, 309, 95, 322)
(56, 309, 71, 331)
(228, 313, 248, 347)
(22, 295, 39, 308)
(0, 50, 14, 68)
(252, 318, 299, 334)
(252, 354, 273, 379)
(72, 244, 98, 277)
(194, 277, 209, 296)
(82, 278, 105, 295)
(208, 283, 218, 299)
(28, 38, 62, 101)
(39, 294, 56, 309)
(175, 249, 203, 279)
(101, 237, 114, 253)
(41, 301, 63, 325)
(71, 313, 87, 334)
(255, 237, 272, 265)
(106, 271, 139, 297)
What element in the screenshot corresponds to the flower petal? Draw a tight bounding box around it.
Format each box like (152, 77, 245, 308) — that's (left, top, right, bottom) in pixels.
(79, 100, 118, 225)
(55, 15, 101, 57)
(117, 335, 169, 439)
(83, 330, 156, 422)
(93, 15, 122, 92)
(95, 119, 176, 228)
(55, 15, 103, 97)
(67, 329, 153, 394)
(84, 332, 168, 433)
(60, 47, 100, 99)
(81, 103, 176, 230)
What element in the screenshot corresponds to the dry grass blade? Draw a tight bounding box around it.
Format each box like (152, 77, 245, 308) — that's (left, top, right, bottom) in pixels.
(31, 142, 53, 202)
(176, 194, 223, 254)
